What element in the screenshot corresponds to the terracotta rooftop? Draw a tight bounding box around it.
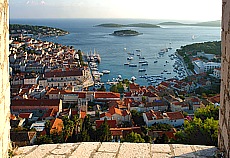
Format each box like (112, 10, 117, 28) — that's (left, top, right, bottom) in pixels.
(166, 111, 184, 120)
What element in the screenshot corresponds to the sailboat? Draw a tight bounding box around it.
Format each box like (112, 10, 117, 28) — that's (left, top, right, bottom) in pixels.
(192, 35, 195, 40)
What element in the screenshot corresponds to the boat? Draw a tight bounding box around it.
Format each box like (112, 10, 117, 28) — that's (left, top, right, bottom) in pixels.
(136, 49, 141, 52)
(142, 63, 148, 66)
(102, 70, 110, 74)
(192, 35, 195, 40)
(139, 69, 146, 72)
(129, 64, 138, 67)
(139, 60, 146, 63)
(87, 49, 101, 63)
(127, 56, 133, 60)
(124, 62, 130, 65)
(139, 56, 145, 59)
(91, 68, 98, 71)
(154, 61, 158, 63)
(127, 52, 134, 55)
(131, 76, 136, 81)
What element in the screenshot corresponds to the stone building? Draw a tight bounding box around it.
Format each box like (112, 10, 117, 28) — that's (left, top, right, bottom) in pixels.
(219, 0, 230, 157)
(0, 0, 10, 157)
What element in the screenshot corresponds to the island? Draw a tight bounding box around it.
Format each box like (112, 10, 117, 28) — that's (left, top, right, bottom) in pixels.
(96, 23, 160, 28)
(96, 20, 221, 28)
(158, 20, 221, 27)
(9, 24, 69, 38)
(110, 30, 142, 36)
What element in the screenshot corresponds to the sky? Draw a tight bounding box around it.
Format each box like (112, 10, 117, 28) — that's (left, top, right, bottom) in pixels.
(9, 0, 221, 21)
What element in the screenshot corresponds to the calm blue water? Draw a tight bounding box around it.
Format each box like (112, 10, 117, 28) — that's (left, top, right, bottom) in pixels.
(10, 18, 221, 86)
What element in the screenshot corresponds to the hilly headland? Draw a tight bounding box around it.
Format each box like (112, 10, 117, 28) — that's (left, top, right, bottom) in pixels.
(96, 20, 221, 28)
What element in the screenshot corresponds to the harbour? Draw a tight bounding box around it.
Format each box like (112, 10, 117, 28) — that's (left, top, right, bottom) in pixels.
(12, 18, 221, 86)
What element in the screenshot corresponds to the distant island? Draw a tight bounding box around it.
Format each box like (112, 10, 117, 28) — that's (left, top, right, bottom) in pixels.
(96, 23, 160, 28)
(158, 20, 221, 27)
(9, 24, 69, 37)
(110, 30, 142, 36)
(96, 20, 221, 28)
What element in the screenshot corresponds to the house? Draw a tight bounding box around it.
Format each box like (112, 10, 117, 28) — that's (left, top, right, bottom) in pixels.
(95, 120, 117, 129)
(10, 131, 36, 147)
(143, 110, 167, 127)
(152, 99, 168, 111)
(108, 106, 131, 125)
(207, 94, 220, 106)
(166, 111, 184, 127)
(186, 97, 202, 111)
(100, 112, 112, 120)
(94, 92, 120, 103)
(23, 75, 39, 85)
(110, 127, 141, 142)
(213, 68, 221, 79)
(143, 110, 184, 127)
(44, 68, 84, 89)
(11, 99, 63, 114)
(50, 118, 63, 134)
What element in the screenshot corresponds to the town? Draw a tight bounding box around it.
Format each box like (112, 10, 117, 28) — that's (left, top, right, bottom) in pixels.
(9, 25, 220, 147)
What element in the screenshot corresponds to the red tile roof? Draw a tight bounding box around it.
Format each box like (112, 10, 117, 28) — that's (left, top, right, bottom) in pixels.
(129, 83, 140, 91)
(11, 99, 61, 107)
(109, 107, 122, 116)
(45, 69, 83, 78)
(166, 111, 184, 120)
(145, 110, 164, 120)
(50, 118, 63, 134)
(100, 112, 112, 118)
(80, 111, 87, 119)
(94, 92, 120, 99)
(95, 120, 117, 128)
(160, 82, 170, 87)
(18, 113, 33, 119)
(208, 94, 220, 104)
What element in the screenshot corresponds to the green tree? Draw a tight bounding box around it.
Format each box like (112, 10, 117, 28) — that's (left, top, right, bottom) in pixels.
(110, 85, 118, 93)
(123, 132, 145, 143)
(195, 104, 219, 120)
(155, 133, 169, 144)
(96, 119, 112, 142)
(80, 116, 96, 141)
(174, 117, 218, 146)
(97, 85, 106, 91)
(36, 135, 53, 145)
(45, 120, 51, 136)
(62, 116, 75, 142)
(117, 82, 124, 93)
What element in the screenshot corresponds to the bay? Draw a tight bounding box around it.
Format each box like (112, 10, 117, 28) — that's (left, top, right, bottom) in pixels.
(10, 18, 221, 86)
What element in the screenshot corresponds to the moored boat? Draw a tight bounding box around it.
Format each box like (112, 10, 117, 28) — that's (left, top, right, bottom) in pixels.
(139, 69, 146, 72)
(102, 70, 110, 74)
(129, 64, 138, 67)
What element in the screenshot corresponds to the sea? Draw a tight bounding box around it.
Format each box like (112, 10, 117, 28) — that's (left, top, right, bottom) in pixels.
(10, 18, 221, 86)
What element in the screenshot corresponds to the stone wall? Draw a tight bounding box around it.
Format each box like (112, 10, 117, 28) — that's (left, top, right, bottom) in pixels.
(219, 0, 230, 157)
(13, 142, 217, 158)
(0, 0, 10, 158)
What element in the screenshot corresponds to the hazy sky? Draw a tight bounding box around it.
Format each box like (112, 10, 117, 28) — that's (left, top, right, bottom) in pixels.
(10, 0, 221, 21)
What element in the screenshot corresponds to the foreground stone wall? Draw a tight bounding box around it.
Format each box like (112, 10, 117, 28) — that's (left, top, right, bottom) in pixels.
(0, 0, 10, 158)
(13, 142, 217, 158)
(219, 0, 230, 157)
